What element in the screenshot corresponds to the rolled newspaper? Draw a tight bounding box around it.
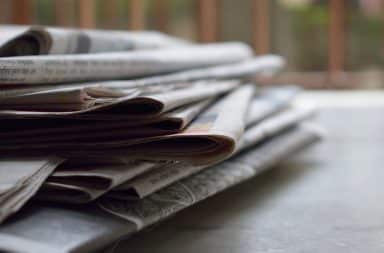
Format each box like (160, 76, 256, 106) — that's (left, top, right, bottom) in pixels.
(0, 25, 188, 56)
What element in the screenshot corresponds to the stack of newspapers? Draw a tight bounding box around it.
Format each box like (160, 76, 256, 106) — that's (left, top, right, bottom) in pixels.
(0, 25, 323, 253)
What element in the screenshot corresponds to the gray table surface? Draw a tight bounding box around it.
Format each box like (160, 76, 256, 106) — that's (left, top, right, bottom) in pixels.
(110, 91, 384, 253)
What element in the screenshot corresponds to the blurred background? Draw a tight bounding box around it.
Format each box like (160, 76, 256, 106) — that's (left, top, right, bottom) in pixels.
(0, 0, 383, 89)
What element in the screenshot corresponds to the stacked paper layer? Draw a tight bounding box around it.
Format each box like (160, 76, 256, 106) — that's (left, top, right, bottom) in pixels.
(0, 25, 324, 253)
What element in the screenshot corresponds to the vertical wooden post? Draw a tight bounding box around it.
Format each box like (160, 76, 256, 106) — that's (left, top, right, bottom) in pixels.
(11, 0, 33, 24)
(0, 0, 12, 24)
(54, 0, 74, 27)
(129, 0, 145, 30)
(154, 0, 169, 32)
(102, 0, 118, 28)
(252, 0, 270, 54)
(378, 0, 384, 84)
(78, 0, 96, 28)
(328, 0, 345, 80)
(197, 0, 218, 42)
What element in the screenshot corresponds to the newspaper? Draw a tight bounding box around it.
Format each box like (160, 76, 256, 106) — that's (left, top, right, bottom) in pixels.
(0, 203, 137, 253)
(0, 157, 64, 223)
(0, 55, 284, 118)
(0, 79, 238, 115)
(0, 77, 190, 99)
(0, 85, 255, 165)
(246, 85, 300, 126)
(0, 42, 252, 84)
(0, 25, 188, 57)
(99, 124, 323, 230)
(0, 86, 137, 111)
(38, 161, 157, 204)
(0, 25, 29, 47)
(237, 104, 315, 151)
(0, 99, 214, 143)
(0, 123, 322, 253)
(0, 80, 236, 118)
(37, 93, 312, 204)
(109, 104, 315, 200)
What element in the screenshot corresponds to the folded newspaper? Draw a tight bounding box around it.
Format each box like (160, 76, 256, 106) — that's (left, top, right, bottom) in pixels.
(0, 42, 252, 84)
(0, 25, 324, 253)
(43, 104, 314, 203)
(36, 85, 308, 203)
(0, 85, 255, 165)
(0, 55, 284, 119)
(0, 79, 237, 114)
(0, 157, 64, 223)
(0, 99, 213, 140)
(0, 124, 323, 253)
